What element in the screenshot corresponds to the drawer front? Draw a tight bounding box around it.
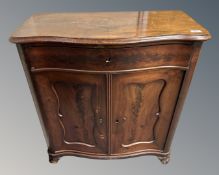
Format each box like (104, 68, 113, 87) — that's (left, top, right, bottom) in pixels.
(24, 43, 193, 72)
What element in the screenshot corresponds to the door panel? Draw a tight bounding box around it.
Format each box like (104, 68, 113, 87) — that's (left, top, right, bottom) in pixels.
(32, 71, 107, 154)
(111, 69, 184, 154)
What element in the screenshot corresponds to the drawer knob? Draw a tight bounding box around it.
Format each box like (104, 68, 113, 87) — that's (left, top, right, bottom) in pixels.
(105, 57, 111, 63)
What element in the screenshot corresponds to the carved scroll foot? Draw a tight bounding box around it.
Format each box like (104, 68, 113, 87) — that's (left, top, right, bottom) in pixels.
(49, 155, 60, 164)
(158, 154, 170, 164)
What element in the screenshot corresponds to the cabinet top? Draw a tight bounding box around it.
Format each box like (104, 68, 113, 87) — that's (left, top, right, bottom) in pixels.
(10, 11, 211, 45)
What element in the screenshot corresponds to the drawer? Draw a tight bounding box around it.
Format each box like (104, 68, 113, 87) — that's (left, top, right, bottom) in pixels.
(24, 43, 193, 72)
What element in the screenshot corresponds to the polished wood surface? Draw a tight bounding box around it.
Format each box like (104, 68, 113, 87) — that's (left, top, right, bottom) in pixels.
(18, 41, 201, 163)
(24, 42, 192, 72)
(10, 11, 211, 164)
(10, 11, 211, 44)
(33, 71, 108, 154)
(111, 69, 184, 155)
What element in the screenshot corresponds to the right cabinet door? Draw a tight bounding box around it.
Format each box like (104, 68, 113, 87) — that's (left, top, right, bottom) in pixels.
(111, 69, 185, 155)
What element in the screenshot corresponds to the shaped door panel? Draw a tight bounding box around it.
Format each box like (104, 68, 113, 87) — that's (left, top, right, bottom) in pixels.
(111, 69, 184, 155)
(32, 71, 107, 154)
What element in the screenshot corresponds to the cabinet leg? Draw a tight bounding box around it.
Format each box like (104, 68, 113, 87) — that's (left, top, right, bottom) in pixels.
(158, 154, 170, 164)
(49, 155, 60, 164)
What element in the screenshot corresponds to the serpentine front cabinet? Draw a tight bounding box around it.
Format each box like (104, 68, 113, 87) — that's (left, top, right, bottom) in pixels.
(10, 11, 211, 164)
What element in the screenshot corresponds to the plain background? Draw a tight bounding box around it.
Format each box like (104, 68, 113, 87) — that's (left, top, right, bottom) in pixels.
(0, 0, 218, 174)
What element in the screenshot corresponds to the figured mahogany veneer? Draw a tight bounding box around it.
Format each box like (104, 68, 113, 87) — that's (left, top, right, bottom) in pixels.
(24, 43, 192, 72)
(10, 11, 211, 164)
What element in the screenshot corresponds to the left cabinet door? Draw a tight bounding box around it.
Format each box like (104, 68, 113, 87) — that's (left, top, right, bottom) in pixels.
(31, 71, 108, 155)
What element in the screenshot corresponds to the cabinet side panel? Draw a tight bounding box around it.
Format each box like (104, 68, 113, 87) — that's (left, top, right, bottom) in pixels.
(16, 44, 50, 146)
(163, 42, 203, 152)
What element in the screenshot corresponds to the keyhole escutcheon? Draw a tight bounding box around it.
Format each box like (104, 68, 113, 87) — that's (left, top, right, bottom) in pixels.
(105, 57, 111, 63)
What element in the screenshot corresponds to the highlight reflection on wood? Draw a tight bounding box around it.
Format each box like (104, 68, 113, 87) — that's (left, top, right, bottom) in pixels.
(10, 11, 211, 44)
(10, 11, 211, 164)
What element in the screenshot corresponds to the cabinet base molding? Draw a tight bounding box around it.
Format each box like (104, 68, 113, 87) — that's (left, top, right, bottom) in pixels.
(48, 149, 170, 162)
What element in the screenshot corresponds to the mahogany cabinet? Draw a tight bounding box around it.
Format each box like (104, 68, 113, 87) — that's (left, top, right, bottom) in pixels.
(10, 11, 211, 164)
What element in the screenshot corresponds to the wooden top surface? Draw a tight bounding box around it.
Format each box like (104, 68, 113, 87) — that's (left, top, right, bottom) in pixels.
(10, 11, 211, 45)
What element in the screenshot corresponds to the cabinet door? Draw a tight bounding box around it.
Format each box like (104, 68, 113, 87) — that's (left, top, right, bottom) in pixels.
(111, 69, 184, 155)
(32, 71, 107, 155)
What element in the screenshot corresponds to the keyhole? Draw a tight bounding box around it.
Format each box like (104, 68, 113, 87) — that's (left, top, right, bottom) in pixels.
(115, 119, 119, 124)
(105, 57, 111, 63)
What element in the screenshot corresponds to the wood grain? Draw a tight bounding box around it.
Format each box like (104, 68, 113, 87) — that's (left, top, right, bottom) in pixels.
(32, 71, 108, 154)
(10, 11, 211, 44)
(11, 11, 211, 163)
(23, 42, 192, 71)
(111, 69, 184, 154)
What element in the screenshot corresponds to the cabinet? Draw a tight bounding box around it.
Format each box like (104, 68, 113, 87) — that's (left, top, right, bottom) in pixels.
(10, 11, 211, 164)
